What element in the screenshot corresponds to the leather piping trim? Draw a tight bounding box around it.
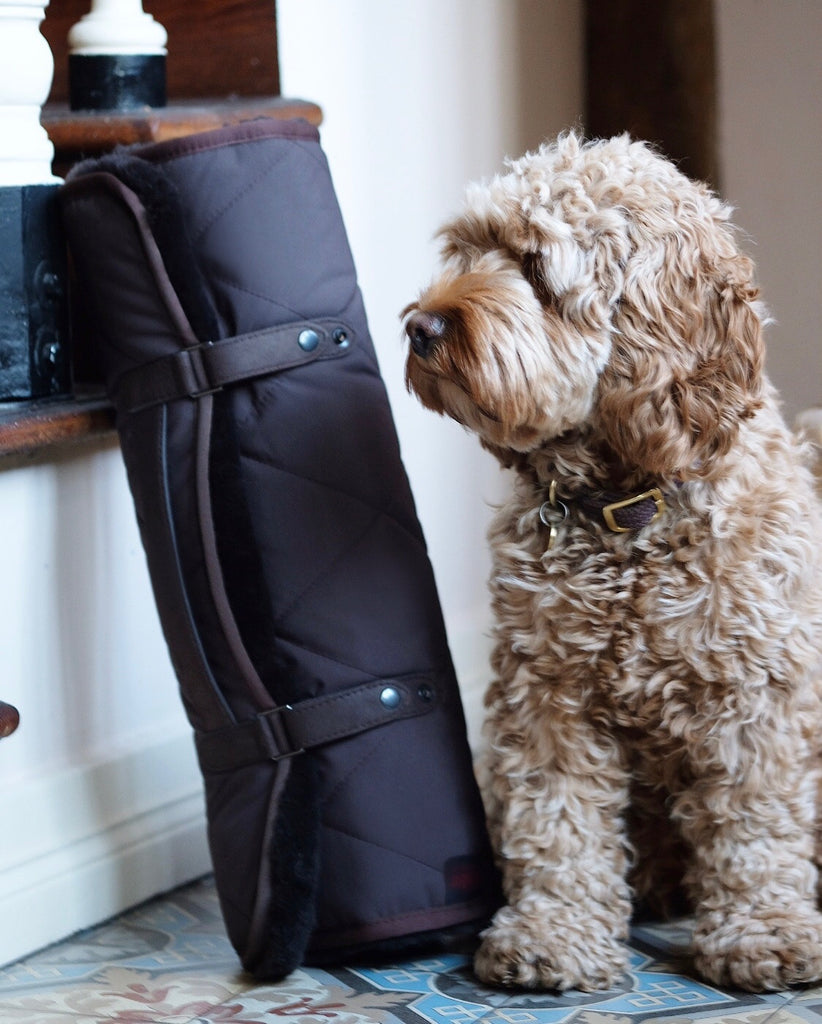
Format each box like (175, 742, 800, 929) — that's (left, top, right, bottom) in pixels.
(72, 172, 271, 722)
(159, 403, 233, 724)
(195, 394, 274, 710)
(61, 172, 202, 349)
(194, 675, 439, 774)
(130, 117, 320, 166)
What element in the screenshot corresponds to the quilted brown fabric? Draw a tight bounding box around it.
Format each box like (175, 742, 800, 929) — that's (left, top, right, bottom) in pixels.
(60, 120, 499, 978)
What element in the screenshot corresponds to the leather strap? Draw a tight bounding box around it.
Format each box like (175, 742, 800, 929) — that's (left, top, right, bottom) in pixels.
(114, 318, 353, 414)
(195, 675, 439, 773)
(577, 486, 667, 532)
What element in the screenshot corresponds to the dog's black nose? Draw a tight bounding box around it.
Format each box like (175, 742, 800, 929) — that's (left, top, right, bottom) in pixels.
(406, 311, 447, 358)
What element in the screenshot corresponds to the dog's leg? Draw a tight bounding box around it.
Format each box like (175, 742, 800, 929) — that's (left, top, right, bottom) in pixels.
(675, 726, 822, 992)
(474, 674, 632, 992)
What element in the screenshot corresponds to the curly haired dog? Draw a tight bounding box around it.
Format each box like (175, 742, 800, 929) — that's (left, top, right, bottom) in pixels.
(403, 132, 822, 994)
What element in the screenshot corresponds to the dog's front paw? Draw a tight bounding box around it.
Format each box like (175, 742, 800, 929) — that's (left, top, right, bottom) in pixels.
(694, 909, 822, 991)
(475, 904, 628, 992)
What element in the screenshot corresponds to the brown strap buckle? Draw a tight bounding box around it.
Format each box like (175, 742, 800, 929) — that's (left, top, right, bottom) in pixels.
(194, 674, 440, 772)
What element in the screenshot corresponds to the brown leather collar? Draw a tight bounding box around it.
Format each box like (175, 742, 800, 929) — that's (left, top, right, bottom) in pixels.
(577, 486, 667, 533)
(539, 480, 667, 537)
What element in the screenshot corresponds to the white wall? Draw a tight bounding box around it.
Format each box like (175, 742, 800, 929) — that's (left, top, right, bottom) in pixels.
(0, 0, 584, 965)
(0, 443, 210, 966)
(716, 0, 822, 422)
(8, 0, 814, 969)
(276, 0, 584, 741)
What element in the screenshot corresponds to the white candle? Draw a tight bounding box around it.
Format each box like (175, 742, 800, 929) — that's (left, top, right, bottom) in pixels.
(68, 0, 168, 110)
(68, 0, 167, 56)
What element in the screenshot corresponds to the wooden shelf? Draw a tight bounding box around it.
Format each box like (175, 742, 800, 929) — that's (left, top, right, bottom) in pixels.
(44, 96, 321, 145)
(43, 96, 322, 175)
(0, 394, 116, 463)
(0, 96, 322, 463)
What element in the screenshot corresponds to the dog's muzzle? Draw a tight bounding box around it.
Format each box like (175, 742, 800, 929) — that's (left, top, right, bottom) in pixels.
(406, 311, 447, 358)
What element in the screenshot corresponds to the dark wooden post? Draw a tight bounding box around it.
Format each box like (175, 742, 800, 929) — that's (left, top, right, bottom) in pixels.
(584, 0, 718, 187)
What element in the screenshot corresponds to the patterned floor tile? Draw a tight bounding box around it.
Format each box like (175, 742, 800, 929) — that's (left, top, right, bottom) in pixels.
(786, 990, 822, 1024)
(1, 877, 821, 1024)
(322, 951, 795, 1024)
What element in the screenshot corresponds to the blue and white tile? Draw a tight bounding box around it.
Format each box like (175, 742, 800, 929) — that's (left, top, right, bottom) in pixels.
(0, 877, 821, 1024)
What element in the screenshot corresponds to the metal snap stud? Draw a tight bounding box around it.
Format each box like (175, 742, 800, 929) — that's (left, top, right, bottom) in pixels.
(298, 328, 320, 352)
(380, 686, 401, 709)
(332, 328, 349, 348)
(417, 684, 433, 703)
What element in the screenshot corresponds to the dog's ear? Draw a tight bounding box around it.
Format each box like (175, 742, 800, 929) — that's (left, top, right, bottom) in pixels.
(597, 249, 765, 479)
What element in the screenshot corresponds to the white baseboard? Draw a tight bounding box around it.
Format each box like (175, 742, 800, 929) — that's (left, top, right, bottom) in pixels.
(0, 634, 491, 970)
(0, 729, 211, 967)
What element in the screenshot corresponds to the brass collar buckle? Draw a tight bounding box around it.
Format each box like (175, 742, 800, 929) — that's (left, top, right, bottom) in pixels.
(601, 487, 666, 533)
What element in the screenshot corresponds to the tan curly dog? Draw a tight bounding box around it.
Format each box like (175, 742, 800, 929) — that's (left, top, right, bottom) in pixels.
(403, 132, 822, 994)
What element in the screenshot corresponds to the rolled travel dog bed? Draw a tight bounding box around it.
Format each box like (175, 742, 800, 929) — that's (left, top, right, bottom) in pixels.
(59, 118, 499, 978)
